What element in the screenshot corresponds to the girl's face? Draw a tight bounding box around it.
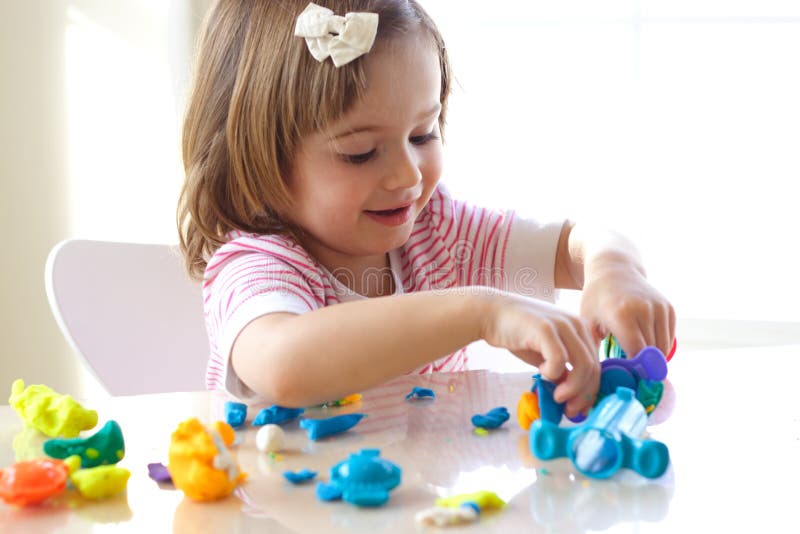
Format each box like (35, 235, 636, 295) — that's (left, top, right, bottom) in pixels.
(287, 36, 443, 272)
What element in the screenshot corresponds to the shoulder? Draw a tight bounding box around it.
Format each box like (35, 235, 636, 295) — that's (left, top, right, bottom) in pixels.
(204, 232, 321, 285)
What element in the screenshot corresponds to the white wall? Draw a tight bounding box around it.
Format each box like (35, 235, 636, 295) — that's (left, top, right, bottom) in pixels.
(422, 0, 800, 323)
(0, 0, 208, 398)
(1, 2, 76, 395)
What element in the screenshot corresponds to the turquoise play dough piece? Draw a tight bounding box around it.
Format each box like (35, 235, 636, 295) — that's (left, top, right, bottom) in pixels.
(299, 413, 364, 440)
(316, 481, 343, 501)
(405, 387, 435, 400)
(43, 420, 125, 468)
(329, 449, 401, 507)
(224, 401, 247, 428)
(471, 407, 510, 429)
(530, 387, 669, 479)
(252, 405, 305, 426)
(283, 469, 317, 484)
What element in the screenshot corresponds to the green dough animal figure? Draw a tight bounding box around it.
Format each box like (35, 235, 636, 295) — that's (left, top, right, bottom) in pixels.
(44, 420, 125, 467)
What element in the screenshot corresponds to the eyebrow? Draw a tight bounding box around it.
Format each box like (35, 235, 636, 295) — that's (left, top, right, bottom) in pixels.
(330, 103, 442, 140)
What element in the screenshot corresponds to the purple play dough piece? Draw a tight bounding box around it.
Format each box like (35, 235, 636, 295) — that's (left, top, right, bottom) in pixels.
(148, 462, 173, 483)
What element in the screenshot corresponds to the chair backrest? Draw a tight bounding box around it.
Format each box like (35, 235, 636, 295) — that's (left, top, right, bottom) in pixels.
(45, 239, 209, 395)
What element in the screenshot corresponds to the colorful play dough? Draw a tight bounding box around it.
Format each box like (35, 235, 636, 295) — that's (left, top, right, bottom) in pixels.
(9, 379, 97, 438)
(252, 405, 305, 426)
(436, 490, 505, 511)
(300, 413, 365, 440)
(471, 407, 510, 429)
(0, 458, 70, 506)
(44, 420, 125, 467)
(516, 391, 540, 430)
(255, 424, 285, 453)
(168, 418, 247, 501)
(224, 401, 247, 428)
(70, 465, 131, 499)
(329, 449, 401, 507)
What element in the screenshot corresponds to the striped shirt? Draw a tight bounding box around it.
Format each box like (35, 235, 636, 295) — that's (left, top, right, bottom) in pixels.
(202, 183, 563, 399)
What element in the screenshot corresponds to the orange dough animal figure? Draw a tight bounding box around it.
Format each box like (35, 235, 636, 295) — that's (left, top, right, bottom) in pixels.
(168, 418, 246, 501)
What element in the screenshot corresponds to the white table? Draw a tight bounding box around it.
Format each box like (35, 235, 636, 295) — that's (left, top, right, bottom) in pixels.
(2, 345, 799, 532)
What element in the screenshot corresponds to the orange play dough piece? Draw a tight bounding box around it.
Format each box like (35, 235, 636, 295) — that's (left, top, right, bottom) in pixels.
(168, 418, 246, 501)
(516, 391, 540, 430)
(0, 458, 69, 506)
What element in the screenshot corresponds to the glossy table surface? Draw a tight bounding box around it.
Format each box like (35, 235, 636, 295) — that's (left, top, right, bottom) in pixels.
(2, 345, 799, 533)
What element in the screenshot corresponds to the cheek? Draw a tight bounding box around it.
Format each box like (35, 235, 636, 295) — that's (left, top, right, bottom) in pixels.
(304, 182, 367, 225)
(421, 147, 443, 186)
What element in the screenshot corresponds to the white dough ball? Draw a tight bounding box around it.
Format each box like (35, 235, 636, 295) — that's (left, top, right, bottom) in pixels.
(255, 424, 285, 453)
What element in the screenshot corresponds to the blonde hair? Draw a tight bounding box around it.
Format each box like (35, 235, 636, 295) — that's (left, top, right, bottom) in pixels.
(178, 0, 452, 279)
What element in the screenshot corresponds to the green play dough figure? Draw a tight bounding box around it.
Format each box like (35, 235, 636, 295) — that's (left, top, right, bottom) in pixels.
(636, 379, 665, 415)
(44, 420, 125, 468)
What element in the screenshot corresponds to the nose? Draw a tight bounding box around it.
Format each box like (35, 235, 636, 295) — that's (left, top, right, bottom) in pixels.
(382, 146, 422, 191)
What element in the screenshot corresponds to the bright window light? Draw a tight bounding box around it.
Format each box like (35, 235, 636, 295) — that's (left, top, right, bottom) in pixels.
(421, 1, 800, 321)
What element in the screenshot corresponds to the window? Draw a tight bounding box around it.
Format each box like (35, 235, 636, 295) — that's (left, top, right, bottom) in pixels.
(422, 0, 800, 321)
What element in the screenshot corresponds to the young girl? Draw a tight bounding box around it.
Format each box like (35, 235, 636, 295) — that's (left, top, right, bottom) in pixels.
(178, 0, 674, 419)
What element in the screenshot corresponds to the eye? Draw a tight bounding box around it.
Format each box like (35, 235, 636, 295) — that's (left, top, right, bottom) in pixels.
(409, 131, 440, 146)
(341, 149, 376, 165)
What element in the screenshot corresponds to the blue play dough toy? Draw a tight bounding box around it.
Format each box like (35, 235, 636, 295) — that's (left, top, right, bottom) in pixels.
(252, 405, 305, 426)
(534, 345, 669, 425)
(283, 469, 317, 484)
(300, 413, 365, 440)
(532, 375, 563, 424)
(405, 387, 435, 400)
(224, 401, 247, 428)
(530, 387, 670, 479)
(329, 449, 401, 506)
(471, 407, 510, 429)
(602, 346, 667, 383)
(316, 481, 344, 501)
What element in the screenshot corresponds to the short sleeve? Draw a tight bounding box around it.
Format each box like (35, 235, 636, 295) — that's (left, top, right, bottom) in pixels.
(203, 235, 325, 398)
(502, 215, 564, 302)
(426, 184, 564, 301)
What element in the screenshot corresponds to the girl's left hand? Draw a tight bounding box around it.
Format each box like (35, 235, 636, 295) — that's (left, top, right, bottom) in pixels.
(579, 263, 675, 359)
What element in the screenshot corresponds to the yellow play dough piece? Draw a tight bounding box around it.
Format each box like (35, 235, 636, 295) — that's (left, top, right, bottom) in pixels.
(9, 379, 97, 438)
(64, 455, 82, 474)
(70, 465, 131, 499)
(168, 418, 247, 501)
(436, 490, 505, 510)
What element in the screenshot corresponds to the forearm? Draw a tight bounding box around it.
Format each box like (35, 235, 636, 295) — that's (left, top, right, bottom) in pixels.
(558, 222, 646, 289)
(232, 287, 495, 406)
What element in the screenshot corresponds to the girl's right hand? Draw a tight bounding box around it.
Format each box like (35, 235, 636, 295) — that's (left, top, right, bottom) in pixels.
(480, 292, 600, 417)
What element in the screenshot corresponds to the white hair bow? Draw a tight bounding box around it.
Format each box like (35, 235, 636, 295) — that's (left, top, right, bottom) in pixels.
(294, 3, 379, 68)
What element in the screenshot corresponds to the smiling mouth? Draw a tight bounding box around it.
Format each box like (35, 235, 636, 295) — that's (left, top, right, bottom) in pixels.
(365, 206, 409, 216)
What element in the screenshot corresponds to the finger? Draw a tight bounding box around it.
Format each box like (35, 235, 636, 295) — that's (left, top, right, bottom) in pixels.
(654, 303, 671, 357)
(609, 314, 648, 359)
(558, 358, 599, 406)
(592, 322, 608, 344)
(557, 363, 600, 418)
(668, 304, 677, 349)
(554, 323, 600, 412)
(535, 323, 569, 382)
(636, 303, 656, 350)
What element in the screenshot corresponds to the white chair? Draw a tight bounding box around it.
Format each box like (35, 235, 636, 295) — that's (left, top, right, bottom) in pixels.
(45, 239, 209, 396)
